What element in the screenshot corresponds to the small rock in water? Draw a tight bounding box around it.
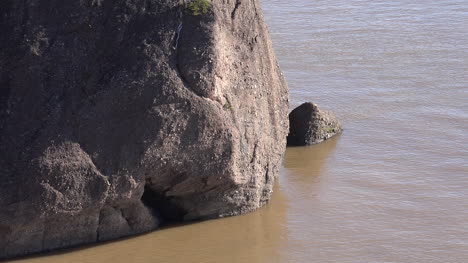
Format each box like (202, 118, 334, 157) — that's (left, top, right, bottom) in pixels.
(287, 102, 343, 146)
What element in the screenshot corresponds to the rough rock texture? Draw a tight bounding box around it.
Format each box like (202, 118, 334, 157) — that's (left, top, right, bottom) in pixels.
(287, 102, 342, 146)
(0, 0, 289, 259)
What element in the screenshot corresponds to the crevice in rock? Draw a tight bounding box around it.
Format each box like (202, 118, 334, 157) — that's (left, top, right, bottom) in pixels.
(264, 163, 270, 183)
(231, 0, 242, 20)
(119, 208, 131, 229)
(250, 142, 258, 163)
(40, 221, 46, 251)
(96, 208, 103, 241)
(251, 0, 259, 20)
(173, 21, 183, 50)
(0, 74, 11, 132)
(174, 24, 191, 89)
(140, 183, 186, 224)
(172, 6, 217, 100)
(173, 10, 199, 97)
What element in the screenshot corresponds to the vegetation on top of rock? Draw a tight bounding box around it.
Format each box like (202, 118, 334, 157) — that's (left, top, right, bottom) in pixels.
(187, 0, 211, 16)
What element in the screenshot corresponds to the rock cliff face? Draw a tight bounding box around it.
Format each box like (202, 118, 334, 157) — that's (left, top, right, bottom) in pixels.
(0, 0, 289, 258)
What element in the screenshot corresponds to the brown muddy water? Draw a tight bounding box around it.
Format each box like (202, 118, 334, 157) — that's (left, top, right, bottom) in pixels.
(10, 0, 468, 262)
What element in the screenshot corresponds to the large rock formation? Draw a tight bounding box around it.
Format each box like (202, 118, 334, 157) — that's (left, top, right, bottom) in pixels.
(287, 102, 342, 146)
(0, 0, 289, 259)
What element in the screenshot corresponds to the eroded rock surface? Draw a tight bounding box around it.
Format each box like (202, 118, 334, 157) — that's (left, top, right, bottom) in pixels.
(0, 0, 289, 258)
(287, 102, 342, 146)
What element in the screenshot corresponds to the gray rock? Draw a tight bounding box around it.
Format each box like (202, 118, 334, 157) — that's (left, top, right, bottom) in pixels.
(0, 0, 289, 259)
(287, 102, 342, 146)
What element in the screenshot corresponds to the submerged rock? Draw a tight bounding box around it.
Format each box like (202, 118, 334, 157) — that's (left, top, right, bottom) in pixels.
(287, 102, 342, 146)
(0, 0, 289, 259)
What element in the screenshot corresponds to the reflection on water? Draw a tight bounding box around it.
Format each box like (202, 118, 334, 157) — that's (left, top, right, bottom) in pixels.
(281, 136, 340, 199)
(284, 135, 340, 171)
